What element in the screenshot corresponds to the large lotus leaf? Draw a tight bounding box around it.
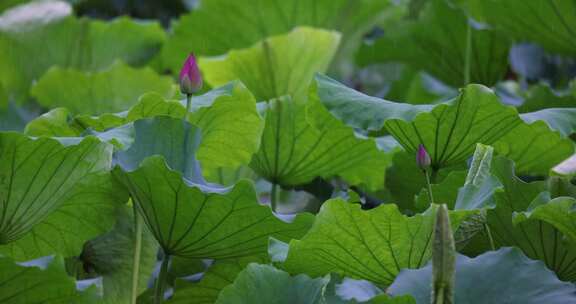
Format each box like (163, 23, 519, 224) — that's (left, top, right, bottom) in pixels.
(114, 156, 313, 258)
(479, 157, 576, 282)
(520, 108, 576, 137)
(415, 171, 467, 212)
(492, 119, 574, 174)
(456, 0, 576, 56)
(0, 1, 166, 104)
(78, 207, 158, 304)
(358, 0, 511, 87)
(168, 255, 266, 304)
(284, 199, 475, 286)
(389, 247, 576, 304)
(24, 108, 80, 137)
(31, 62, 174, 115)
(114, 116, 205, 183)
(250, 95, 391, 191)
(0, 172, 127, 261)
(518, 82, 576, 113)
(87, 84, 262, 179)
(199, 27, 340, 101)
(316, 76, 574, 175)
(0, 255, 97, 303)
(160, 0, 394, 74)
(313, 74, 433, 132)
(0, 132, 114, 246)
(216, 263, 330, 304)
(385, 84, 573, 175)
(515, 197, 576, 243)
(27, 82, 264, 181)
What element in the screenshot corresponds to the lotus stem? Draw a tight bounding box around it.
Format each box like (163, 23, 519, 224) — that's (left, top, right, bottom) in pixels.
(130, 202, 143, 304)
(464, 21, 472, 85)
(425, 170, 435, 205)
(270, 183, 278, 212)
(154, 252, 170, 304)
(185, 94, 192, 116)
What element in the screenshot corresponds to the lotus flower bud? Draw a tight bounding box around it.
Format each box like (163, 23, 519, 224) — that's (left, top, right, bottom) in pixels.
(432, 204, 455, 304)
(416, 144, 431, 170)
(179, 53, 203, 95)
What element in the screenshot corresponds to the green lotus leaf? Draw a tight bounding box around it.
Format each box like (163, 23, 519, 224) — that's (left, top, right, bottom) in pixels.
(27, 82, 264, 181)
(358, 0, 511, 87)
(199, 27, 340, 101)
(160, 0, 394, 75)
(0, 171, 127, 261)
(0, 133, 123, 259)
(284, 199, 475, 286)
(24, 108, 80, 137)
(313, 74, 433, 132)
(316, 76, 574, 175)
(250, 94, 391, 191)
(520, 108, 576, 137)
(456, 0, 576, 56)
(78, 207, 158, 304)
(215, 263, 330, 304)
(114, 156, 313, 258)
(514, 197, 576, 243)
(415, 171, 466, 212)
(389, 247, 576, 303)
(31, 62, 174, 115)
(492, 119, 574, 174)
(0, 255, 97, 303)
(0, 1, 166, 104)
(477, 157, 576, 282)
(168, 256, 266, 304)
(518, 82, 576, 113)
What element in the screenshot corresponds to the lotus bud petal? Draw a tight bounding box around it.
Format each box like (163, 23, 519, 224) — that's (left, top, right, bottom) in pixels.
(416, 144, 431, 170)
(179, 53, 203, 95)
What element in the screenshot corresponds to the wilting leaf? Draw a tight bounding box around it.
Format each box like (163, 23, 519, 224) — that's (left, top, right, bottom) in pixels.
(454, 144, 501, 210)
(389, 247, 576, 303)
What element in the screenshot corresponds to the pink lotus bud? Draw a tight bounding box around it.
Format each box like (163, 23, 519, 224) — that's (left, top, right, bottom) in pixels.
(179, 53, 203, 95)
(416, 144, 431, 170)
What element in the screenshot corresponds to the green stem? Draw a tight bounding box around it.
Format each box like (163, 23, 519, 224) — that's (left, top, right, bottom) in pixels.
(130, 203, 143, 304)
(425, 170, 435, 205)
(464, 20, 472, 85)
(270, 183, 278, 212)
(484, 222, 496, 251)
(185, 94, 192, 116)
(154, 252, 170, 304)
(435, 286, 445, 304)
